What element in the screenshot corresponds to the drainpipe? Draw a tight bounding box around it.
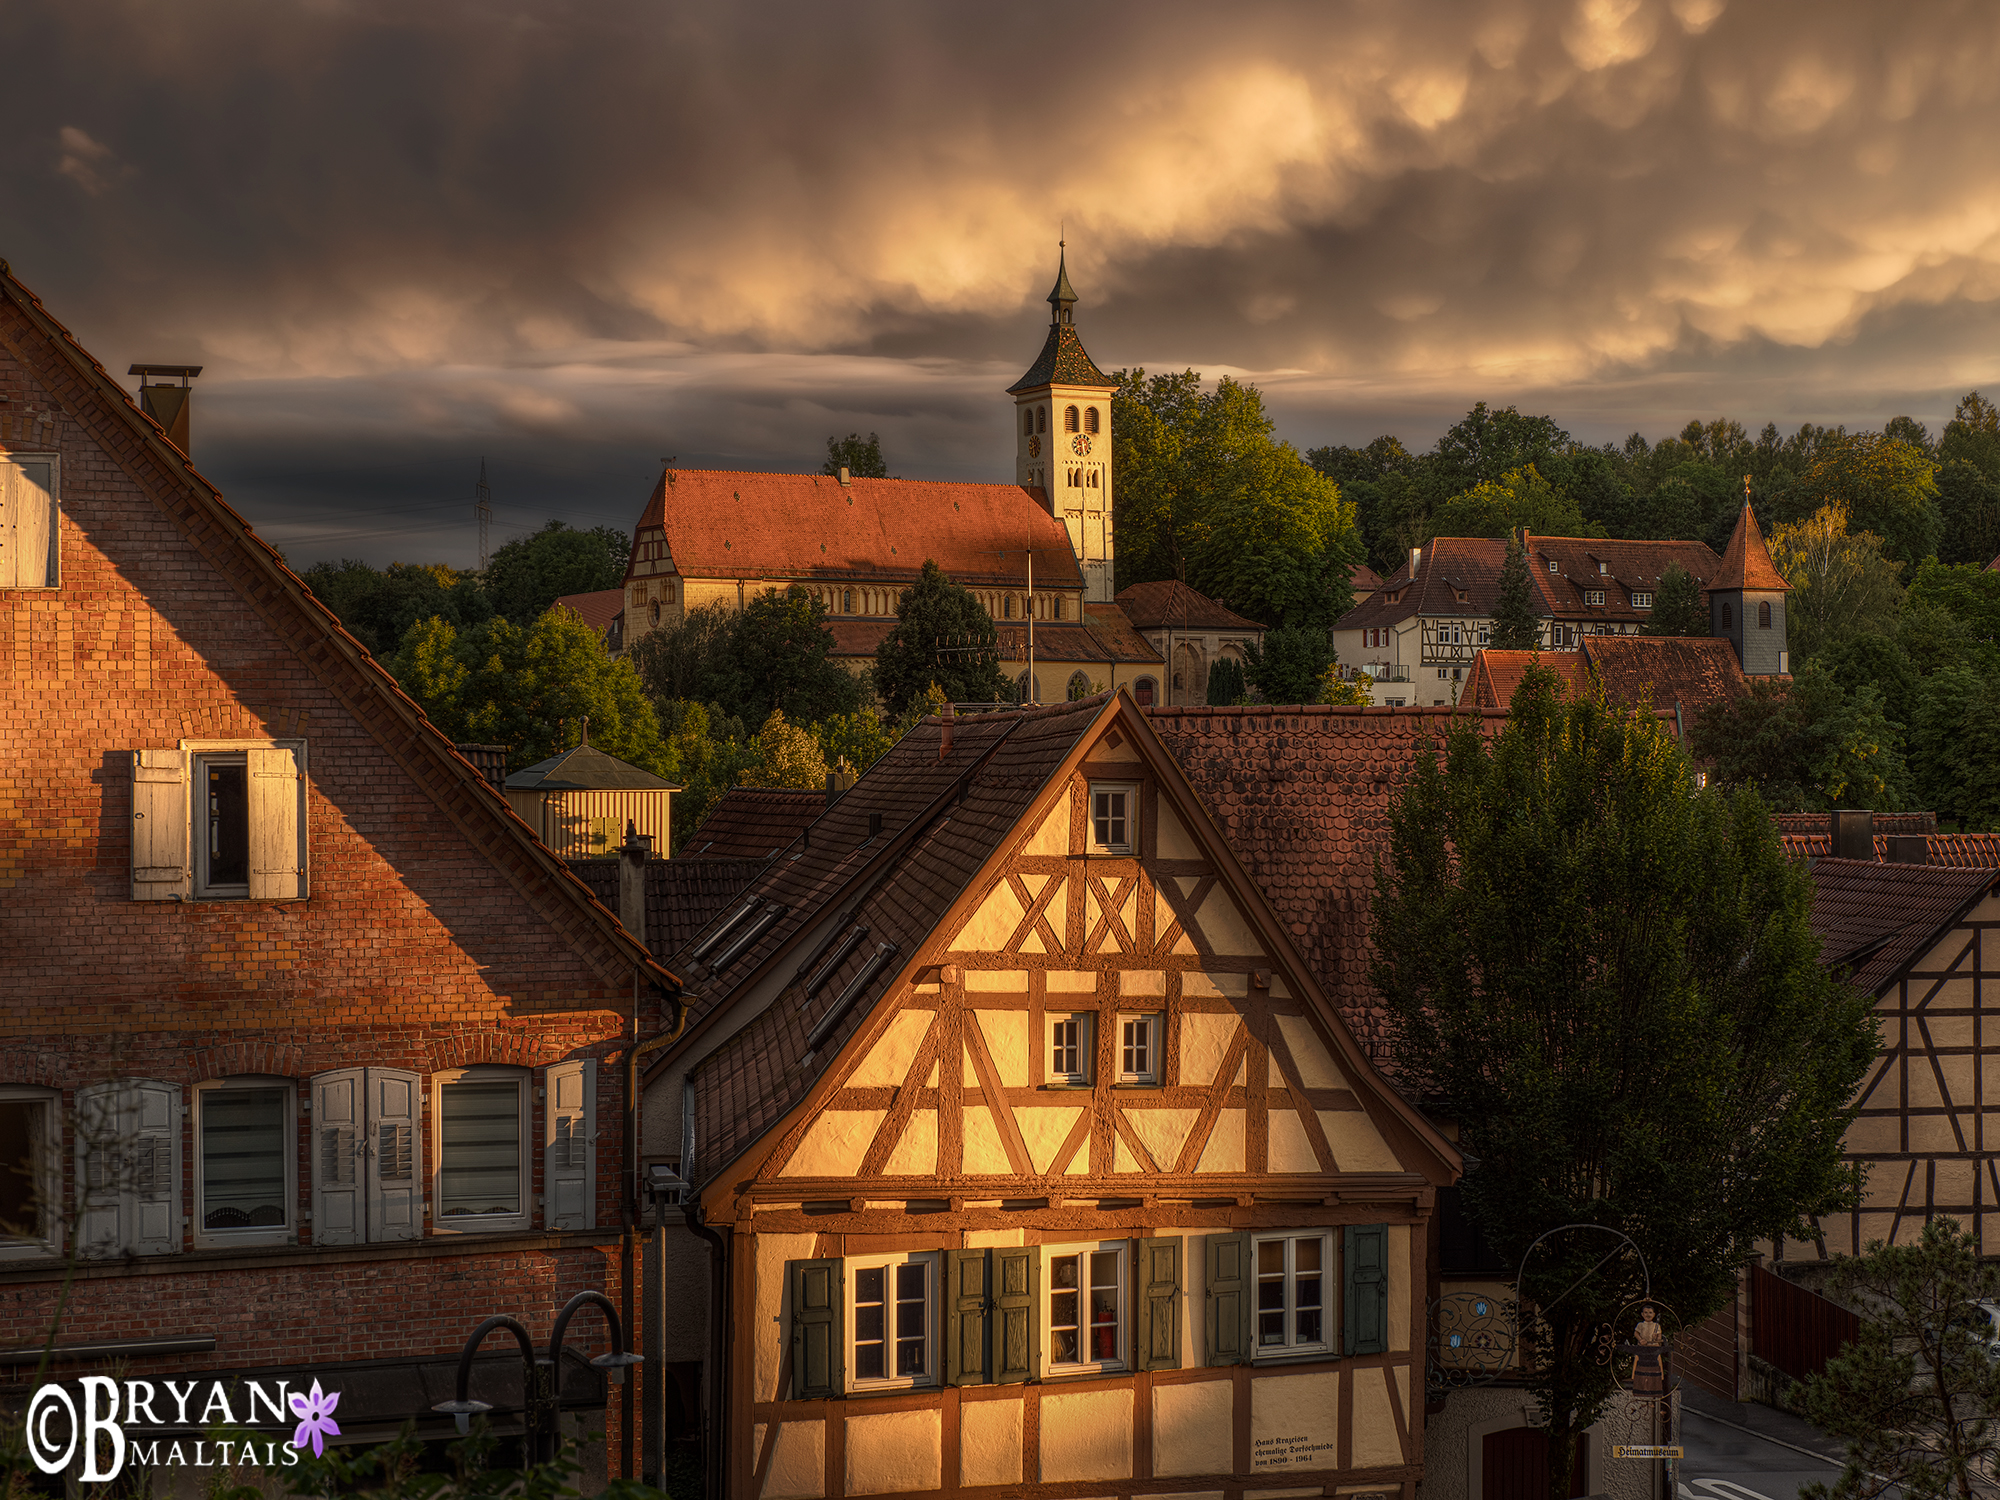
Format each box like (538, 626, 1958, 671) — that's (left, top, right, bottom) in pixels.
(612, 980, 685, 1481)
(681, 1077, 730, 1500)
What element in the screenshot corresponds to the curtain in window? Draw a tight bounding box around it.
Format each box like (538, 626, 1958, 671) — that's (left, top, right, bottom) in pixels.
(440, 1080, 521, 1216)
(201, 1088, 287, 1228)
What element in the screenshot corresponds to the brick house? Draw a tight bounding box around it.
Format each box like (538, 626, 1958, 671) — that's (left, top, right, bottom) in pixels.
(0, 263, 682, 1483)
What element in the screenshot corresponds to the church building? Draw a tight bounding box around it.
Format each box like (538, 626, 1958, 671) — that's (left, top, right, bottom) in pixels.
(617, 254, 1165, 705)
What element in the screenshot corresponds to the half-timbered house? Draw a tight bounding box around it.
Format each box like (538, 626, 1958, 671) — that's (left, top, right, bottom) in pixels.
(643, 693, 1460, 1500)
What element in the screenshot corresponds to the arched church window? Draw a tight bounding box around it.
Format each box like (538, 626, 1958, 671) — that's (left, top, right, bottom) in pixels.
(843, 589, 853, 613)
(1758, 600, 1772, 628)
(1064, 406, 1080, 433)
(1051, 596, 1063, 620)
(1722, 602, 1734, 629)
(1087, 470, 1099, 488)
(650, 601, 661, 627)
(1004, 595, 1014, 619)
(1069, 468, 1082, 488)
(1067, 671, 1092, 700)
(1036, 407, 1047, 434)
(1085, 407, 1100, 434)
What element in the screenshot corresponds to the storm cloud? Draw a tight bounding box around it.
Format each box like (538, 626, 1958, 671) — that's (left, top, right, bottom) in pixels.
(8, 0, 2000, 563)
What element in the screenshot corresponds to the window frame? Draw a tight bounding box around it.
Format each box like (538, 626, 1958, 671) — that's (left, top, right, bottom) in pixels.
(182, 737, 309, 903)
(0, 1086, 61, 1259)
(0, 452, 61, 591)
(1043, 1240, 1128, 1375)
(1251, 1230, 1335, 1360)
(1633, 591, 1653, 609)
(1584, 589, 1605, 606)
(1116, 1012, 1162, 1086)
(847, 1249, 940, 1392)
(430, 1065, 531, 1237)
(1048, 1012, 1093, 1087)
(192, 1077, 298, 1250)
(1088, 781, 1138, 855)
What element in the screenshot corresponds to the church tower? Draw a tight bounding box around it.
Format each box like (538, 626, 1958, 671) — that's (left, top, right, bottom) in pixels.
(1008, 248, 1119, 603)
(1704, 492, 1791, 675)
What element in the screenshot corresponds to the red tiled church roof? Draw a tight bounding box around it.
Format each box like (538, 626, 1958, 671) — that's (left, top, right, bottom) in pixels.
(1464, 650, 1589, 709)
(1580, 635, 1747, 712)
(1706, 503, 1790, 593)
(552, 587, 625, 635)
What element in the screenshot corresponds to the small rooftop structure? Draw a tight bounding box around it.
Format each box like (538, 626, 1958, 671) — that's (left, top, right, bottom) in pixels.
(505, 737, 680, 859)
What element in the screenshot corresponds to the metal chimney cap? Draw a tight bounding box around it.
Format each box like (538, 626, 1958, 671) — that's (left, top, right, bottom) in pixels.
(128, 364, 203, 380)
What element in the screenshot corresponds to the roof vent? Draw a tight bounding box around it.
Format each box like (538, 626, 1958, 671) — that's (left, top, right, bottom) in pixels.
(1831, 809, 1875, 861)
(838, 465, 851, 486)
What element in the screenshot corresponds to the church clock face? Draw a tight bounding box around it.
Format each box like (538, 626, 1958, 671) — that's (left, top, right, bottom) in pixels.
(1027, 436, 1041, 457)
(1071, 433, 1092, 456)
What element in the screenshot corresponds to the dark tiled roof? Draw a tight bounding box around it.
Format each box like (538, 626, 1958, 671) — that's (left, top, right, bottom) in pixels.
(1807, 858, 1997, 994)
(1083, 603, 1165, 665)
(1580, 636, 1747, 715)
(505, 742, 680, 792)
(828, 619, 896, 659)
(1351, 562, 1384, 596)
(1707, 504, 1791, 593)
(567, 857, 767, 957)
(1007, 323, 1117, 393)
(552, 588, 626, 635)
(685, 701, 1109, 1186)
(1147, 705, 1509, 1066)
(683, 787, 827, 859)
(1772, 812, 1939, 835)
(1116, 580, 1266, 633)
(1782, 834, 2000, 867)
(1465, 651, 1589, 709)
(624, 468, 1083, 591)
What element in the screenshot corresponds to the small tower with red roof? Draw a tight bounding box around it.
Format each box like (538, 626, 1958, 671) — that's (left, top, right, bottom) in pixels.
(1704, 486, 1791, 675)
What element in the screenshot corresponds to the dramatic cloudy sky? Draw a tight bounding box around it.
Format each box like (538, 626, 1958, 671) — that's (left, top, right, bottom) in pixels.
(10, 0, 2000, 566)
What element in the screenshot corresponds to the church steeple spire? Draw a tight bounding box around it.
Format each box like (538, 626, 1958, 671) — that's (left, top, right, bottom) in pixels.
(1047, 242, 1078, 326)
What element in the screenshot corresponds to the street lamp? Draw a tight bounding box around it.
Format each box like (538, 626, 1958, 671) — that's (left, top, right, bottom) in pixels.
(432, 1290, 643, 1466)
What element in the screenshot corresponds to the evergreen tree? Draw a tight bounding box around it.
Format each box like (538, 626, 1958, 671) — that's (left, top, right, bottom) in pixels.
(1373, 667, 1878, 1500)
(1488, 535, 1540, 649)
(1242, 626, 1330, 704)
(1205, 655, 1247, 705)
(822, 431, 888, 478)
(872, 560, 1007, 713)
(1640, 562, 1707, 637)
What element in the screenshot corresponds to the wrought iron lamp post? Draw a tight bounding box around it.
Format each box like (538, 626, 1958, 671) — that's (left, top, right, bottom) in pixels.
(432, 1289, 643, 1466)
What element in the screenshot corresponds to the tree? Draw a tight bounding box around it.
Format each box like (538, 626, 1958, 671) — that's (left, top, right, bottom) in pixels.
(625, 602, 739, 709)
(1792, 434, 1943, 566)
(1939, 391, 2000, 481)
(655, 699, 759, 853)
(1243, 626, 1330, 705)
(300, 558, 492, 658)
(1316, 663, 1373, 705)
(1640, 562, 1707, 637)
(1428, 403, 1571, 493)
(1489, 534, 1541, 649)
(1205, 655, 1248, 706)
(1688, 663, 1910, 811)
(1909, 667, 2000, 831)
(1373, 667, 1878, 1500)
(1908, 560, 2000, 659)
(872, 559, 1007, 713)
(813, 706, 899, 778)
(1424, 465, 1595, 544)
(823, 432, 887, 479)
(1769, 503, 1907, 663)
(483, 520, 630, 627)
(1799, 1217, 2000, 1500)
(739, 708, 830, 790)
(717, 585, 865, 725)
(1935, 460, 2000, 567)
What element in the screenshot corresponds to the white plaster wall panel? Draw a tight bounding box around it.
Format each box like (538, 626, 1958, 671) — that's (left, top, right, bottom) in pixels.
(1319, 1110, 1401, 1173)
(1197, 1110, 1246, 1173)
(1195, 885, 1263, 955)
(882, 1111, 937, 1175)
(1180, 1014, 1240, 1086)
(1022, 801, 1070, 856)
(977, 1009, 1030, 1086)
(1273, 1013, 1346, 1089)
(1040, 1388, 1135, 1482)
(1048, 969, 1096, 991)
(966, 1227, 1026, 1248)
(1156, 802, 1200, 857)
(755, 1422, 826, 1500)
(848, 1008, 934, 1087)
(1388, 1224, 1412, 1352)
(1183, 970, 1249, 998)
(1267, 1108, 1318, 1172)
(754, 1233, 819, 1402)
(1153, 1376, 1234, 1476)
(967, 969, 1029, 991)
(957, 883, 1026, 951)
(1349, 1366, 1405, 1468)
(1018, 1106, 1084, 1172)
(963, 1105, 1012, 1173)
(960, 1396, 1024, 1487)
(845, 1409, 942, 1494)
(1128, 1108, 1199, 1170)
(1115, 1133, 1143, 1172)
(1249, 1371, 1339, 1472)
(1122, 968, 1166, 995)
(779, 1111, 886, 1178)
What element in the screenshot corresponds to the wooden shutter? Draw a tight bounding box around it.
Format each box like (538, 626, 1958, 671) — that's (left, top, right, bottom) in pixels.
(247, 747, 304, 901)
(74, 1084, 123, 1257)
(129, 1082, 181, 1256)
(789, 1258, 843, 1399)
(545, 1059, 595, 1230)
(367, 1069, 421, 1243)
(312, 1069, 363, 1246)
(1344, 1225, 1389, 1356)
(1205, 1231, 1251, 1366)
(131, 751, 190, 901)
(1, 458, 55, 588)
(992, 1246, 1038, 1384)
(1135, 1236, 1183, 1372)
(945, 1248, 990, 1387)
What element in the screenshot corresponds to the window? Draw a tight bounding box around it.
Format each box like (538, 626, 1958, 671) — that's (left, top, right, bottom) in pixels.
(1023, 410, 1034, 436)
(1598, 560, 1608, 574)
(1036, 407, 1047, 434)
(0, 455, 59, 589)
(1759, 600, 1773, 628)
(1085, 407, 1100, 434)
(850, 1252, 938, 1389)
(1066, 670, 1092, 699)
(195, 1079, 295, 1247)
(1048, 1244, 1125, 1372)
(0, 1087, 59, 1258)
(1255, 1233, 1332, 1354)
(1633, 592, 1653, 608)
(1068, 467, 1082, 488)
(1049, 1014, 1091, 1085)
(1089, 783, 1136, 853)
(1721, 602, 1734, 629)
(1584, 589, 1605, 606)
(842, 589, 853, 613)
(1087, 469, 1099, 488)
(1004, 594, 1015, 619)
(1549, 559, 1559, 571)
(1065, 405, 1080, 433)
(1134, 676, 1156, 707)
(1050, 595, 1063, 620)
(76, 1080, 181, 1258)
(1118, 1014, 1160, 1084)
(434, 1067, 530, 1234)
(649, 600, 661, 627)
(313, 1068, 421, 1246)
(132, 741, 307, 902)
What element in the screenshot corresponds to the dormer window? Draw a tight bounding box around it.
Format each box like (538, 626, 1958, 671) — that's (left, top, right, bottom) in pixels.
(1598, 560, 1608, 575)
(1633, 592, 1653, 609)
(1585, 590, 1605, 606)
(1549, 560, 1559, 572)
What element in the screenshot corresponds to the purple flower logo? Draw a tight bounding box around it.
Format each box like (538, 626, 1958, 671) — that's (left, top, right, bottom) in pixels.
(288, 1380, 342, 1456)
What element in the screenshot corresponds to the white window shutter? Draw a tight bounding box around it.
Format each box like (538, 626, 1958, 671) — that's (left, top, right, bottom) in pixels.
(312, 1069, 363, 1246)
(367, 1069, 421, 1243)
(131, 751, 190, 901)
(74, 1084, 123, 1258)
(247, 747, 304, 901)
(544, 1059, 595, 1230)
(129, 1082, 181, 1257)
(2, 458, 56, 588)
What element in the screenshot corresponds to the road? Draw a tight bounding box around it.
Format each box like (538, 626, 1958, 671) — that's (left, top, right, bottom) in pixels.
(1673, 1401, 1850, 1500)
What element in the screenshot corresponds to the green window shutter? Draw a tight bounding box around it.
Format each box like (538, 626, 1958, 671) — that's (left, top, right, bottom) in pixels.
(946, 1248, 991, 1387)
(1136, 1236, 1184, 1372)
(1344, 1225, 1388, 1357)
(1204, 1231, 1250, 1366)
(790, 1258, 843, 1399)
(992, 1246, 1038, 1384)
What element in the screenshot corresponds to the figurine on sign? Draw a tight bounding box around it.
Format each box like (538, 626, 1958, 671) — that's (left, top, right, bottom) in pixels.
(1628, 1304, 1665, 1396)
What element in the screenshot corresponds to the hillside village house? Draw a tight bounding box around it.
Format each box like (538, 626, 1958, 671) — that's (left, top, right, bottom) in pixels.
(640, 694, 1460, 1500)
(1113, 581, 1267, 707)
(0, 262, 682, 1484)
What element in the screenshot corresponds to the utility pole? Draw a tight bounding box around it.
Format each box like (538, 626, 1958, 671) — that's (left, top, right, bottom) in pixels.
(979, 543, 1057, 703)
(475, 458, 492, 572)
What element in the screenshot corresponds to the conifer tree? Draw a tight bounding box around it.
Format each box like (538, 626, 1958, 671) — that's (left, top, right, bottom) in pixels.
(1640, 562, 1708, 637)
(1489, 534, 1540, 649)
(872, 560, 1007, 713)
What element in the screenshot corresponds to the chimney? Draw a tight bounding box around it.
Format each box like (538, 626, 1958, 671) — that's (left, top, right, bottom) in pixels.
(1409, 545, 1422, 578)
(129, 365, 202, 457)
(838, 465, 851, 486)
(940, 702, 956, 761)
(1886, 834, 1930, 866)
(1831, 809, 1875, 860)
(618, 820, 652, 946)
(824, 759, 857, 808)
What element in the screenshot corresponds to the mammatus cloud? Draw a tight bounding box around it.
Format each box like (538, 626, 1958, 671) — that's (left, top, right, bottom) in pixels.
(7, 0, 2000, 562)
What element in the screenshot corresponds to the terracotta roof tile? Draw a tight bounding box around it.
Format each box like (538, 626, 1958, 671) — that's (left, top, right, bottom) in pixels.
(684, 787, 827, 859)
(1083, 603, 1165, 664)
(1806, 858, 1997, 994)
(1782, 833, 2000, 867)
(1705, 504, 1790, 593)
(1116, 580, 1266, 633)
(1464, 650, 1589, 709)
(1579, 636, 1747, 715)
(552, 588, 625, 635)
(1007, 324, 1117, 393)
(1772, 812, 1938, 835)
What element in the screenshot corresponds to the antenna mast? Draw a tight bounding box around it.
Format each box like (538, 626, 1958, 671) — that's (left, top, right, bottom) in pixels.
(475, 459, 492, 571)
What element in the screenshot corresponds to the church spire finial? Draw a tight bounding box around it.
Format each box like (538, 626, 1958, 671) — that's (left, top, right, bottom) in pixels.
(1046, 241, 1078, 326)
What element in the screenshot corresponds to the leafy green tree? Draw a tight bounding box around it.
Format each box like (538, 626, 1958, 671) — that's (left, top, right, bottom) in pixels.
(1242, 626, 1329, 704)
(1910, 667, 2000, 831)
(739, 708, 830, 790)
(1688, 663, 1910, 811)
(484, 520, 631, 627)
(1428, 403, 1571, 493)
(1935, 460, 2000, 567)
(1800, 1217, 2000, 1500)
(1908, 560, 2000, 657)
(1939, 391, 2000, 480)
(813, 707, 898, 778)
(300, 558, 492, 658)
(1640, 562, 1707, 637)
(720, 586, 865, 725)
(1425, 464, 1595, 543)
(1205, 655, 1248, 706)
(655, 699, 759, 852)
(872, 559, 1007, 713)
(626, 603, 737, 707)
(1316, 663, 1373, 705)
(1769, 503, 1907, 662)
(1790, 434, 1943, 566)
(1489, 534, 1541, 650)
(1373, 667, 1878, 1500)
(822, 431, 887, 479)
(391, 608, 669, 776)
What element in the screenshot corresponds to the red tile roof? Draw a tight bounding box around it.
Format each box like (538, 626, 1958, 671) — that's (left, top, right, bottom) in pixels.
(1772, 812, 1938, 835)
(624, 468, 1084, 592)
(1352, 562, 1384, 597)
(1116, 580, 1266, 633)
(1464, 650, 1589, 709)
(1083, 603, 1165, 665)
(828, 619, 896, 659)
(1706, 504, 1790, 593)
(1782, 833, 2000, 867)
(684, 787, 828, 859)
(552, 588, 625, 635)
(1580, 636, 1747, 714)
(1806, 858, 1998, 994)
